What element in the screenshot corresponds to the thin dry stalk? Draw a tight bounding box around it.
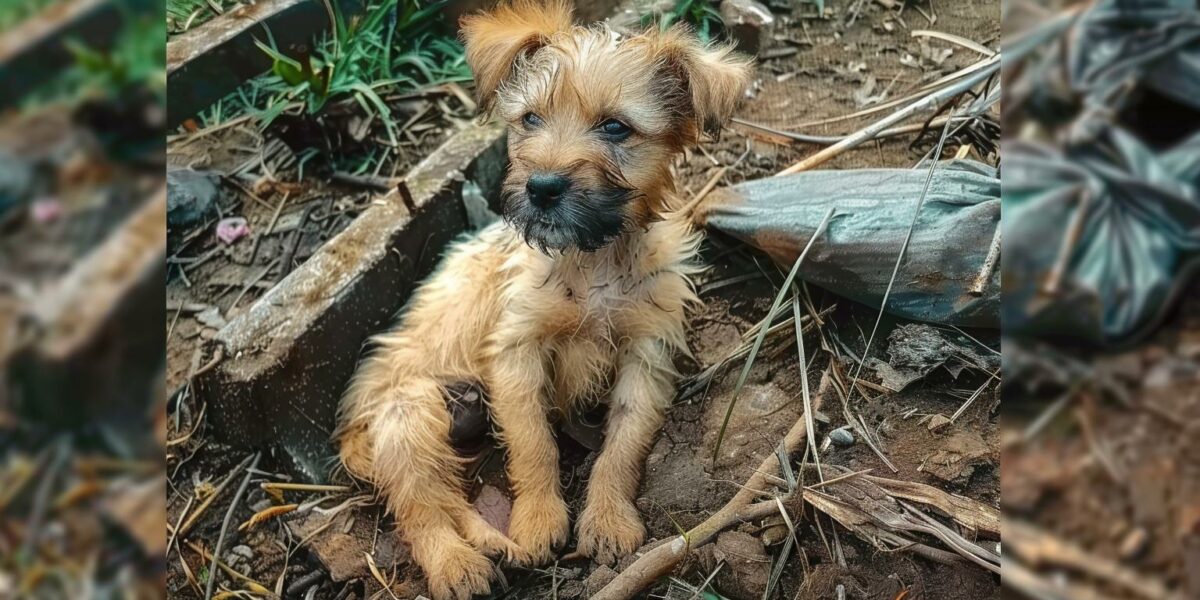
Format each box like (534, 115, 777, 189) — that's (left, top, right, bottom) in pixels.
(731, 116, 955, 146)
(204, 452, 261, 600)
(167, 494, 195, 557)
(836, 105, 965, 474)
(186, 540, 272, 595)
(249, 192, 290, 264)
(712, 208, 836, 462)
(968, 223, 1002, 296)
(911, 30, 996, 56)
(777, 55, 998, 175)
(1002, 557, 1125, 600)
(679, 145, 750, 219)
(1043, 188, 1091, 295)
(791, 291, 822, 482)
(863, 475, 998, 535)
(949, 368, 998, 423)
(827, 362, 898, 472)
(790, 56, 998, 130)
(685, 563, 724, 600)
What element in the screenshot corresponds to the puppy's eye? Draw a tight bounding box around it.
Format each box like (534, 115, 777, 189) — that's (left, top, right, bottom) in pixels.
(598, 119, 632, 140)
(522, 112, 544, 128)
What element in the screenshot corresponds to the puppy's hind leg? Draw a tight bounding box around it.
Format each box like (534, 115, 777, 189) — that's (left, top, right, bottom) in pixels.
(364, 378, 496, 600)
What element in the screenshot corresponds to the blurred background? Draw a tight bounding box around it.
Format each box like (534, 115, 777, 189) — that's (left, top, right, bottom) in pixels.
(0, 0, 166, 597)
(1001, 0, 1200, 598)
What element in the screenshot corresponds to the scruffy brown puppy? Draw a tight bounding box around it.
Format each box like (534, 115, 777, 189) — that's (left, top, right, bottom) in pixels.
(335, 2, 751, 598)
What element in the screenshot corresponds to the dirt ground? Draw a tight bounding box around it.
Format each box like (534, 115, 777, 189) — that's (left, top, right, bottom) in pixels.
(1002, 285, 1200, 598)
(165, 1, 1001, 599)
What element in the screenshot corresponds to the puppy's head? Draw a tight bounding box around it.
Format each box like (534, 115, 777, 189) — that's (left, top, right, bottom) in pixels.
(461, 1, 752, 253)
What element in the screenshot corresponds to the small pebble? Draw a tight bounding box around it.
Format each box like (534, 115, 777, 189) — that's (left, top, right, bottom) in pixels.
(829, 426, 855, 446)
(230, 545, 254, 561)
(927, 414, 952, 433)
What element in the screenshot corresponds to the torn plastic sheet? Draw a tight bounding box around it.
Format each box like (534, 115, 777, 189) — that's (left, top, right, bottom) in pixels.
(1003, 126, 1200, 347)
(695, 159, 999, 328)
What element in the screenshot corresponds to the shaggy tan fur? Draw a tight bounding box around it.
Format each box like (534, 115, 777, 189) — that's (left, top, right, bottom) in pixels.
(335, 2, 751, 598)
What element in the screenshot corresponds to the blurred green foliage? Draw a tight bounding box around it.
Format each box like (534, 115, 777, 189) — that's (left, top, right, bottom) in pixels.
(0, 0, 59, 32)
(641, 0, 725, 43)
(21, 2, 166, 108)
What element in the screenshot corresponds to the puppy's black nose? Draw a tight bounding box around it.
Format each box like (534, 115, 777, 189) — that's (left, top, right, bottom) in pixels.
(526, 172, 570, 209)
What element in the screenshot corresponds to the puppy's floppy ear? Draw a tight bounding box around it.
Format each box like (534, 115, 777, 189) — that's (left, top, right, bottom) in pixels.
(651, 26, 753, 141)
(460, 0, 573, 113)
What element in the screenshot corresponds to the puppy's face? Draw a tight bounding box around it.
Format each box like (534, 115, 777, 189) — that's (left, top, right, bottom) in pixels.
(461, 1, 751, 252)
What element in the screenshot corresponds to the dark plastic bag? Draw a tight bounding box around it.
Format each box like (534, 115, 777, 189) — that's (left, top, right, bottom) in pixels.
(1003, 127, 1200, 347)
(1069, 0, 1200, 113)
(695, 159, 1000, 328)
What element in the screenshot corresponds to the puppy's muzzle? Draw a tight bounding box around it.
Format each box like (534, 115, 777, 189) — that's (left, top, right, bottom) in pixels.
(503, 169, 632, 253)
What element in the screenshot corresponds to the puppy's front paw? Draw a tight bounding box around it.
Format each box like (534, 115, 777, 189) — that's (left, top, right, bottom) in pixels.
(576, 498, 646, 565)
(508, 493, 569, 566)
(424, 544, 493, 600)
(455, 509, 526, 563)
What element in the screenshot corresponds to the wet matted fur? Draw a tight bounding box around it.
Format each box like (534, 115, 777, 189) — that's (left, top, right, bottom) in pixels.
(334, 2, 751, 598)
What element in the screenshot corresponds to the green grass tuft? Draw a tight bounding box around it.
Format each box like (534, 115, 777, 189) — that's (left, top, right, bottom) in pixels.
(202, 0, 470, 138)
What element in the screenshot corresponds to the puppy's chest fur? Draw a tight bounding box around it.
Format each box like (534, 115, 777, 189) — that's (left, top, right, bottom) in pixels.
(496, 220, 700, 410)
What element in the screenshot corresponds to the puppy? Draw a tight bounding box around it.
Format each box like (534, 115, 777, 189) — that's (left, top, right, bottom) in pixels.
(335, 2, 751, 598)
